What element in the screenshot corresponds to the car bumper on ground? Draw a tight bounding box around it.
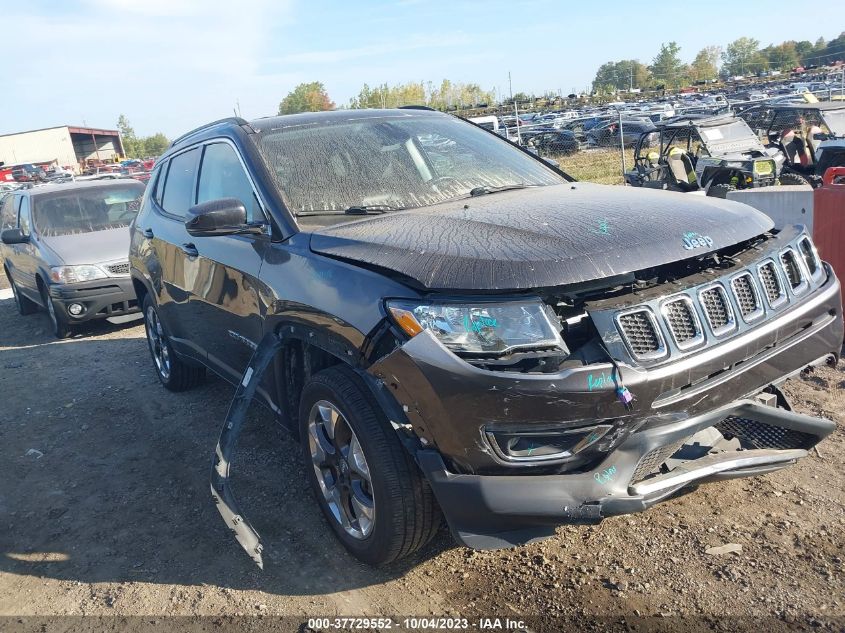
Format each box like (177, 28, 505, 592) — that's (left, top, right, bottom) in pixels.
(49, 277, 140, 323)
(369, 267, 842, 549)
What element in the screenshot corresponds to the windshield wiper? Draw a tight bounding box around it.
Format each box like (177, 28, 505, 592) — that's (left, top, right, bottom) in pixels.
(468, 183, 534, 197)
(295, 205, 402, 217)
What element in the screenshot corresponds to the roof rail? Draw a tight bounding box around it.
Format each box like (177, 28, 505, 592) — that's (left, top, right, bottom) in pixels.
(170, 117, 249, 148)
(398, 105, 436, 111)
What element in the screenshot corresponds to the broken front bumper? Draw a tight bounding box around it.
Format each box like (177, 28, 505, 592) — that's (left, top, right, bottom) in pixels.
(368, 266, 842, 549)
(416, 397, 834, 549)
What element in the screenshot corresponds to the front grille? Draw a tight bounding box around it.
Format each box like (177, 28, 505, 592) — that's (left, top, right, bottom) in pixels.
(779, 248, 807, 294)
(617, 310, 664, 359)
(716, 416, 817, 450)
(106, 262, 130, 276)
(699, 284, 735, 335)
(631, 441, 684, 483)
(662, 296, 702, 349)
(758, 260, 786, 307)
(730, 273, 763, 321)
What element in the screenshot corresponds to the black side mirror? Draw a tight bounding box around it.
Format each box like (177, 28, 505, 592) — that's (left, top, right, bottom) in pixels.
(184, 198, 258, 237)
(1, 228, 29, 245)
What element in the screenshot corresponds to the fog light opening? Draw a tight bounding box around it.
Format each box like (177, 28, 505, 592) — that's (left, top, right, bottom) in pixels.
(486, 423, 612, 463)
(67, 303, 86, 317)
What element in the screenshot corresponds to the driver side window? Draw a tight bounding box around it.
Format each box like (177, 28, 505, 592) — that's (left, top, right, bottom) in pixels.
(197, 142, 261, 223)
(18, 197, 31, 236)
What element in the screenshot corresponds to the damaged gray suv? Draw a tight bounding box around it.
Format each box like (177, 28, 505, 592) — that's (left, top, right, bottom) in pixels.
(129, 108, 842, 566)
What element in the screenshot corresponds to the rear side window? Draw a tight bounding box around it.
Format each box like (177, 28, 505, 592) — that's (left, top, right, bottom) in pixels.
(160, 148, 199, 217)
(197, 143, 261, 223)
(0, 194, 17, 229)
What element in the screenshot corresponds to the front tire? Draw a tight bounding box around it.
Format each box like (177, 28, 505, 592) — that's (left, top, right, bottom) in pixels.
(142, 294, 204, 391)
(40, 285, 71, 339)
(299, 365, 441, 566)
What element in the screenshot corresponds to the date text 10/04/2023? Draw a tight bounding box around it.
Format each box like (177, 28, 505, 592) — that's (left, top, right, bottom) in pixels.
(306, 617, 527, 630)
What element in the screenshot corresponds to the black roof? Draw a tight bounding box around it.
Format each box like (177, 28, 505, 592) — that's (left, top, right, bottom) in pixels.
(168, 109, 448, 152)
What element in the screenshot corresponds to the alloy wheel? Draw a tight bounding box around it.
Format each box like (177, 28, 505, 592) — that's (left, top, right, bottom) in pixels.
(307, 400, 375, 539)
(145, 305, 171, 380)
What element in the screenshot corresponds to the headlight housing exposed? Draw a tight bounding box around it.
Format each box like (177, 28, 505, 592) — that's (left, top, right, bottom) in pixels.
(50, 265, 108, 284)
(387, 299, 567, 356)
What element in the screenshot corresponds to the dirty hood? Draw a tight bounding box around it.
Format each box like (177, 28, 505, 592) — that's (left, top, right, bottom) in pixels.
(40, 227, 130, 266)
(309, 183, 774, 291)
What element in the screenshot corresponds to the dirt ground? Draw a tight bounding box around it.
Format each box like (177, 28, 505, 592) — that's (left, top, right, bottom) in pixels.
(0, 290, 843, 633)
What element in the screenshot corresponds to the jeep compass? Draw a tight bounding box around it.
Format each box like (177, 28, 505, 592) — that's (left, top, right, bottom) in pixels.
(129, 109, 842, 566)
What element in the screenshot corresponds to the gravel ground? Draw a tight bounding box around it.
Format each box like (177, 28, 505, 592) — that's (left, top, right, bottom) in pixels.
(0, 292, 843, 632)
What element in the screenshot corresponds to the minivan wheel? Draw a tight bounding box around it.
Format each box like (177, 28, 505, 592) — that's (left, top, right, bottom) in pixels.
(41, 285, 71, 339)
(142, 294, 204, 391)
(299, 365, 441, 566)
(9, 276, 38, 315)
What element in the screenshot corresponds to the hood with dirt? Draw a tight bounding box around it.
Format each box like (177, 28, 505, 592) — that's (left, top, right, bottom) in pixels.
(309, 183, 774, 291)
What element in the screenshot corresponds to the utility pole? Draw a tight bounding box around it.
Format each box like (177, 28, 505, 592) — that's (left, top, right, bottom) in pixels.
(509, 71, 521, 144)
(629, 65, 633, 92)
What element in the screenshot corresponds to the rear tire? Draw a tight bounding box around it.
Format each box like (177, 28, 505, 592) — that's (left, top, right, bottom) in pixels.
(40, 284, 71, 339)
(779, 171, 810, 186)
(8, 273, 38, 315)
(142, 294, 205, 391)
(707, 183, 736, 198)
(299, 365, 441, 566)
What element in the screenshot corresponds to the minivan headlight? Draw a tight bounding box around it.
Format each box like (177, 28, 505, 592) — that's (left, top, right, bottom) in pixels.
(387, 300, 566, 356)
(50, 265, 107, 284)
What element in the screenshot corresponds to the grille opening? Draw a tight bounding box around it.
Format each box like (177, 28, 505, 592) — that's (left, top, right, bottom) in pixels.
(617, 310, 663, 358)
(699, 285, 733, 333)
(731, 273, 760, 319)
(716, 416, 817, 450)
(779, 250, 805, 291)
(798, 238, 819, 277)
(758, 261, 784, 305)
(663, 297, 701, 347)
(106, 262, 130, 275)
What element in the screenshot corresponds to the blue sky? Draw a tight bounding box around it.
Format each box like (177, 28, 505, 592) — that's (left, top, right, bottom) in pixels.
(3, 0, 843, 138)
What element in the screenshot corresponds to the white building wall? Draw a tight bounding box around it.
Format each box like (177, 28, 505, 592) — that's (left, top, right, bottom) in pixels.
(0, 127, 78, 171)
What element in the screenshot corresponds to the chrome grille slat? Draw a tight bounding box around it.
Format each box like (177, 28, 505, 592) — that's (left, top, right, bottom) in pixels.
(661, 296, 703, 350)
(698, 283, 736, 336)
(757, 260, 787, 308)
(730, 272, 764, 322)
(779, 247, 808, 295)
(616, 309, 666, 360)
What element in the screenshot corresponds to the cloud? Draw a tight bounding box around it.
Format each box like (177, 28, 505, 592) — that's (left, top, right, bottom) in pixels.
(1, 1, 295, 135)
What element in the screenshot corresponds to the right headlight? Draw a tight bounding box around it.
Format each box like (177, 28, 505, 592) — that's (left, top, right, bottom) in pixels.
(50, 265, 107, 284)
(387, 299, 567, 357)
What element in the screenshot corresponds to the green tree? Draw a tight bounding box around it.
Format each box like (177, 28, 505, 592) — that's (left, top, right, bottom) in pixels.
(117, 114, 142, 158)
(141, 133, 169, 157)
(689, 46, 721, 82)
(592, 60, 650, 93)
(722, 37, 763, 76)
(649, 42, 687, 89)
(761, 42, 799, 72)
(278, 81, 335, 115)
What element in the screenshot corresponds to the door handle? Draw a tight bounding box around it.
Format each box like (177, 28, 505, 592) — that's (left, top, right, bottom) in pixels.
(142, 227, 154, 239)
(181, 243, 199, 257)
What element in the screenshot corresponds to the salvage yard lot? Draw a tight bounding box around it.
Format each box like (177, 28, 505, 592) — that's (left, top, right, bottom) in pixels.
(0, 294, 843, 631)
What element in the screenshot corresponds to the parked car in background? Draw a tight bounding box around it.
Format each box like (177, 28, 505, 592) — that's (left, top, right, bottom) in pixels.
(11, 163, 46, 182)
(587, 119, 657, 147)
(527, 129, 580, 155)
(1, 180, 145, 338)
(131, 110, 840, 568)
